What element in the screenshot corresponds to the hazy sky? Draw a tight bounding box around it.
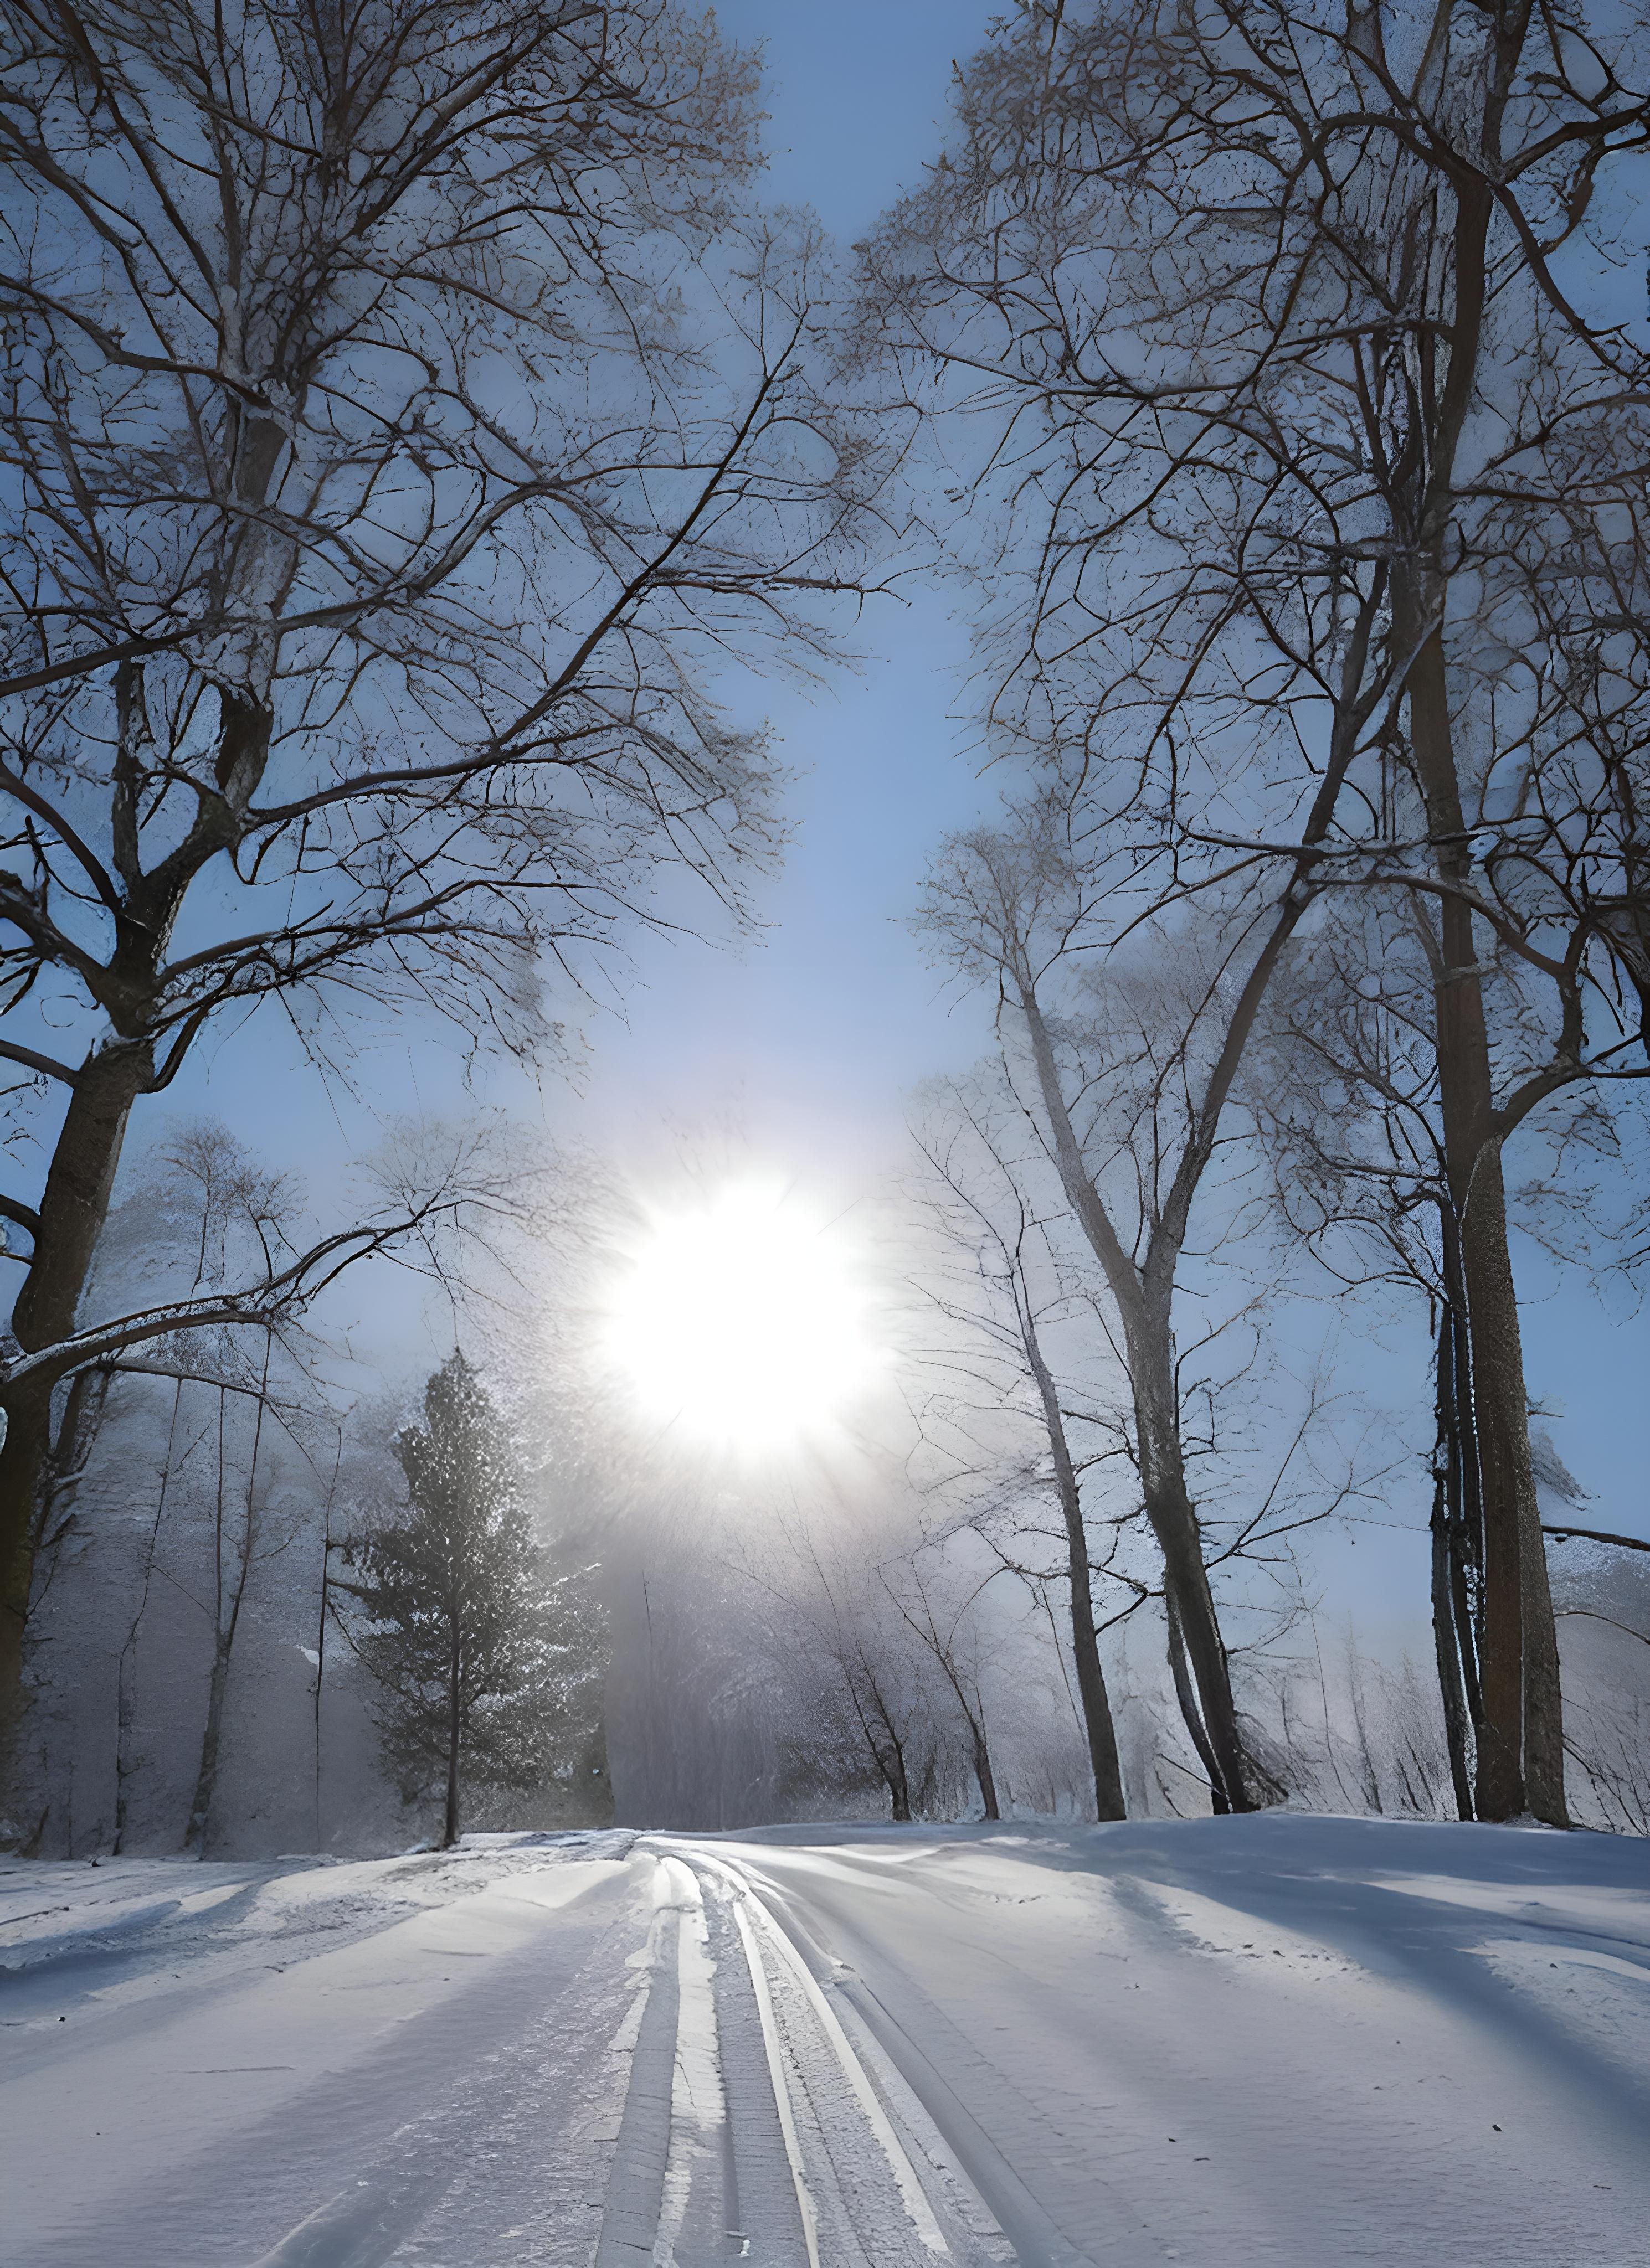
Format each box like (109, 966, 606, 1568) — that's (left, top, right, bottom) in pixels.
(171, 2, 1643, 1548)
(189, 1, 1001, 1194)
(548, 0, 1007, 1192)
(645, 1, 1647, 1552)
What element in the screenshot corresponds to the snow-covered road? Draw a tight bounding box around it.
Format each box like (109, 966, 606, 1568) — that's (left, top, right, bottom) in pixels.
(2, 1817, 1646, 2266)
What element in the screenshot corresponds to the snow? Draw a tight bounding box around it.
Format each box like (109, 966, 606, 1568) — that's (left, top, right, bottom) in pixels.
(1, 1816, 1645, 2264)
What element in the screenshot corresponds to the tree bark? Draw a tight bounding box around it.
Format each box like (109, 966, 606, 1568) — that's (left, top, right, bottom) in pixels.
(115, 1376, 189, 1855)
(1018, 987, 1266, 1812)
(1399, 607, 1566, 1825)
(1, 1043, 156, 1763)
(0, 668, 270, 1798)
(1431, 1218, 1487, 1824)
(1429, 1508, 1475, 1824)
(880, 1724, 913, 1822)
(1430, 1296, 1478, 1823)
(969, 1719, 1001, 1821)
(1022, 1307, 1127, 1819)
(184, 1376, 264, 1857)
(1, 1385, 54, 1767)
(1165, 1594, 1227, 1812)
(443, 1616, 463, 1851)
(185, 1633, 236, 1858)
(1463, 1143, 1566, 1824)
(313, 1436, 342, 1851)
(1371, 28, 1567, 1827)
(1134, 1333, 1252, 1814)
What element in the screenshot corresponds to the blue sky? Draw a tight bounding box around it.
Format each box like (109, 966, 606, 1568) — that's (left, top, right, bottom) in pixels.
(713, 1, 999, 237)
(582, 0, 1646, 1551)
(188, 6, 1007, 1195)
(548, 1, 1008, 1190)
(171, 2, 1643, 1549)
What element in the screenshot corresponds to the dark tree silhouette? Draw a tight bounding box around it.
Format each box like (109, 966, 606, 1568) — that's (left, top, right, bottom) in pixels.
(0, 0, 888, 1762)
(349, 1353, 603, 1849)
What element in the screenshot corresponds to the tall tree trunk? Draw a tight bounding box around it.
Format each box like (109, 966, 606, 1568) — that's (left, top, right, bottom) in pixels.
(1376, 35, 1567, 1826)
(114, 1378, 186, 1855)
(1, 688, 268, 1793)
(1429, 1507, 1474, 1822)
(313, 1433, 342, 1851)
(9, 1040, 153, 1354)
(1463, 1145, 1566, 1823)
(1165, 1595, 1227, 1812)
(1, 1384, 55, 1769)
(186, 1345, 275, 1857)
(443, 1619, 462, 1850)
(1, 1039, 153, 1774)
(1022, 1308, 1126, 1819)
(926, 1640, 1002, 1821)
(1431, 1251, 1483, 1823)
(969, 1718, 1001, 1821)
(1134, 1333, 1258, 1813)
(1430, 1304, 1477, 1822)
(186, 1635, 236, 1858)
(1019, 988, 1267, 1812)
(871, 1683, 913, 1822)
(1400, 612, 1567, 1825)
(887, 1739, 912, 1823)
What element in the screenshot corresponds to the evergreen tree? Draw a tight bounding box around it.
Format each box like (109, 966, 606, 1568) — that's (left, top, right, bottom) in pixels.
(349, 1353, 603, 1848)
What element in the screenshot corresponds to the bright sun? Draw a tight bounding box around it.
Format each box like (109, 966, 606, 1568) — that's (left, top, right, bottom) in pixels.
(605, 1181, 878, 1447)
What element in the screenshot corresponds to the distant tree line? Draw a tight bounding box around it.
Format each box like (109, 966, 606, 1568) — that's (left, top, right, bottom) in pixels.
(9, 1116, 607, 1855)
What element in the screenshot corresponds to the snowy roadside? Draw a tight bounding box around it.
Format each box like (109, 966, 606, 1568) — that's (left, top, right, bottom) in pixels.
(0, 1831, 650, 2101)
(1, 1831, 649, 2266)
(1, 1815, 1647, 2267)
(692, 1813, 1650, 2267)
(0, 1828, 639, 2014)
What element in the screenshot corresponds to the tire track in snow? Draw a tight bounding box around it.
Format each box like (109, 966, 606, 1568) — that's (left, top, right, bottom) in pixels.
(678, 1846, 1016, 2268)
(248, 2175, 448, 2268)
(691, 1848, 949, 2260)
(698, 1858, 813, 2266)
(595, 1860, 690, 2267)
(729, 1890, 822, 2268)
(703, 1848, 1094, 2268)
(74, 1857, 641, 2268)
(233, 1870, 642, 2268)
(602, 1847, 1007, 2266)
(598, 1852, 813, 2266)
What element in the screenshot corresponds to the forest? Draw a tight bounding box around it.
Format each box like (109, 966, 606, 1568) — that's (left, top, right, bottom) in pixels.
(3, 0, 1649, 1865)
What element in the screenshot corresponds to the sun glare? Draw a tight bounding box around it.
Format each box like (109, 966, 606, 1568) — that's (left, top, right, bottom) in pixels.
(605, 1182, 878, 1448)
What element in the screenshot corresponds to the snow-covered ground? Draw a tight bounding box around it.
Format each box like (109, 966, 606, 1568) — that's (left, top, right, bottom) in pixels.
(2, 1816, 1646, 2266)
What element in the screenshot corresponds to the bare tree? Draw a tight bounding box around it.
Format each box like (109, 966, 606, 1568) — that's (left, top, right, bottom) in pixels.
(64, 1123, 357, 1849)
(179, 1192, 312, 1855)
(919, 817, 1305, 1812)
(0, 1, 893, 1753)
(1247, 1623, 1453, 1822)
(310, 1422, 346, 1851)
(835, 1635, 931, 1824)
(4, 1111, 542, 1804)
(865, 0, 1650, 1823)
(739, 1517, 964, 1825)
(17, 1122, 348, 1848)
(106, 1134, 259, 1851)
(795, 1584, 942, 1824)
(907, 1089, 1130, 1819)
(1255, 865, 1649, 1819)
(884, 1551, 1006, 1820)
